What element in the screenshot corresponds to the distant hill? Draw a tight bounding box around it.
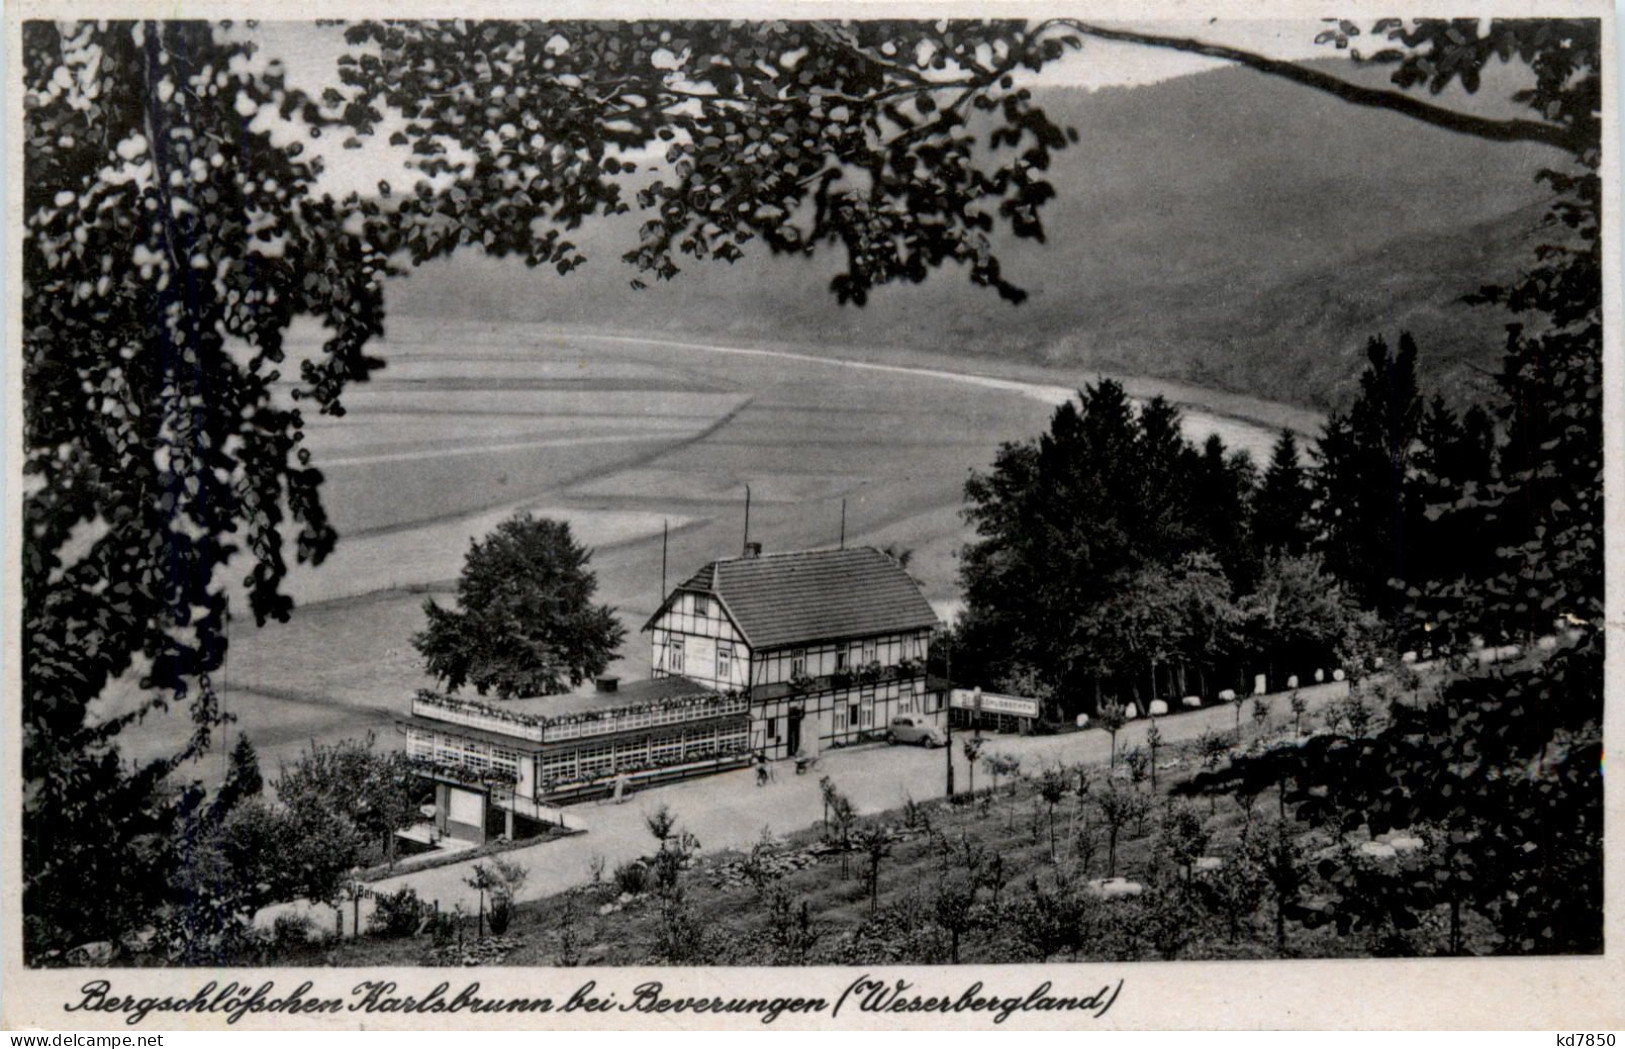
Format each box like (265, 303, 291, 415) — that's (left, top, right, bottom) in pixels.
(386, 60, 1567, 412)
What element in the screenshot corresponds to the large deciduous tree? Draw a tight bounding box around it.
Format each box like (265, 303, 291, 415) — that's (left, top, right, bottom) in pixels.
(414, 514, 626, 698)
(23, 20, 388, 958)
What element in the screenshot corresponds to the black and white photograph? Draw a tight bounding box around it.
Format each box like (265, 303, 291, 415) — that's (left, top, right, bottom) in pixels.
(3, 0, 1618, 1030)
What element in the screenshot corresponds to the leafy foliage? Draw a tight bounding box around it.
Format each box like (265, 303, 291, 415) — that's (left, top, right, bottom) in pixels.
(334, 20, 1084, 304)
(413, 514, 625, 697)
(273, 732, 421, 866)
(21, 20, 390, 958)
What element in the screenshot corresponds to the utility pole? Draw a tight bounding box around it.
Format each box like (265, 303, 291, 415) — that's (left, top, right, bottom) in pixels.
(945, 633, 955, 799)
(839, 499, 846, 549)
(742, 484, 752, 555)
(660, 518, 668, 601)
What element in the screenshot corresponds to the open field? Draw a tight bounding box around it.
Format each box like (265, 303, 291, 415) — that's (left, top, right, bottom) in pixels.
(117, 318, 1302, 787)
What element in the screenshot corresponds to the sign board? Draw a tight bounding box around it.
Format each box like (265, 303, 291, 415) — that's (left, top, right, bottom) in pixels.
(949, 688, 1040, 719)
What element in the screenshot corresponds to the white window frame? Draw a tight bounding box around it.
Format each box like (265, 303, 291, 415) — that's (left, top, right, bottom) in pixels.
(790, 649, 807, 678)
(669, 638, 685, 673)
(717, 643, 733, 680)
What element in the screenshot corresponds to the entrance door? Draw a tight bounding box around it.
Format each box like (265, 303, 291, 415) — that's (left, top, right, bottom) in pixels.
(786, 709, 803, 756)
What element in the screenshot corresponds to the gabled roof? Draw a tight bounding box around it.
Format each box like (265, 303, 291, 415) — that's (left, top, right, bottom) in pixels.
(643, 547, 940, 650)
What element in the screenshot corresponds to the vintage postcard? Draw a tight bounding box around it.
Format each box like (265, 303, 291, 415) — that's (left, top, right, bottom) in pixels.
(3, 0, 1621, 1031)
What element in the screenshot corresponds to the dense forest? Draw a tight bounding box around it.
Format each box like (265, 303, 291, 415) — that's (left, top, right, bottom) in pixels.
(950, 331, 1517, 719)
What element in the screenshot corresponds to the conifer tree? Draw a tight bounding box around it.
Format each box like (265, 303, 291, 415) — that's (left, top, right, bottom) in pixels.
(1310, 333, 1425, 635)
(211, 735, 265, 820)
(1253, 430, 1314, 558)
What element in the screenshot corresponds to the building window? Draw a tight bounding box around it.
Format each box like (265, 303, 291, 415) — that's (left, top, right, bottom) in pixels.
(651, 731, 684, 767)
(790, 650, 806, 678)
(669, 638, 685, 673)
(862, 638, 878, 664)
(717, 643, 732, 680)
(912, 635, 926, 659)
(694, 595, 711, 618)
(766, 716, 778, 741)
(834, 649, 848, 671)
(834, 705, 847, 731)
(578, 743, 614, 779)
(849, 703, 860, 729)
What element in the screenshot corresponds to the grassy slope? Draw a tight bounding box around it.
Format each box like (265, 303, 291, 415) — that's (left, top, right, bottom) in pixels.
(385, 60, 1562, 412)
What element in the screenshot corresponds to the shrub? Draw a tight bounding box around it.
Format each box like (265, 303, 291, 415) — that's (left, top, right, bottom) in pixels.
(488, 895, 514, 936)
(613, 859, 651, 897)
(270, 913, 315, 951)
(427, 909, 458, 949)
(368, 887, 429, 938)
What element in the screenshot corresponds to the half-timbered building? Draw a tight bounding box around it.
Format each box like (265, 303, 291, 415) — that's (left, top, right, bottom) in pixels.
(644, 545, 944, 759)
(401, 545, 942, 840)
